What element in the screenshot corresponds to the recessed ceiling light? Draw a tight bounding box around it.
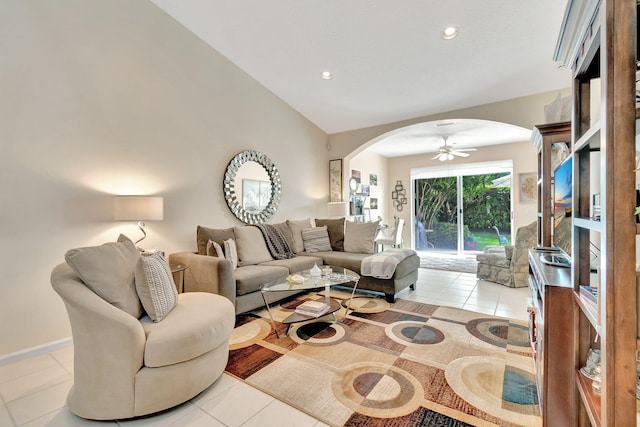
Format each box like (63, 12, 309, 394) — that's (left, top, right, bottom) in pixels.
(321, 71, 333, 80)
(441, 26, 458, 40)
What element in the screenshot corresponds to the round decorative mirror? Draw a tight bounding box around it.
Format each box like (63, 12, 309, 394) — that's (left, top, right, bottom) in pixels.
(223, 150, 282, 224)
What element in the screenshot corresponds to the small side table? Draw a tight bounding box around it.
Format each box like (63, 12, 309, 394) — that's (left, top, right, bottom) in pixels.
(170, 264, 188, 293)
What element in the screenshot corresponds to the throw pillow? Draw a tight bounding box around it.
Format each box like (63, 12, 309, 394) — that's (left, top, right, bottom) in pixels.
(233, 226, 273, 266)
(270, 221, 295, 251)
(287, 218, 312, 253)
(196, 225, 235, 255)
(223, 238, 238, 270)
(206, 239, 225, 258)
(64, 234, 143, 318)
(302, 226, 333, 253)
(315, 217, 345, 251)
(135, 251, 178, 322)
(344, 220, 380, 254)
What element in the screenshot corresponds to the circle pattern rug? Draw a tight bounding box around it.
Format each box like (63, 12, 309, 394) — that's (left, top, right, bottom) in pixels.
(332, 362, 425, 418)
(226, 293, 541, 427)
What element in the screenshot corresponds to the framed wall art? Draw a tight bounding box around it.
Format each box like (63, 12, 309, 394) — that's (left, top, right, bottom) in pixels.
(329, 159, 343, 202)
(519, 173, 537, 203)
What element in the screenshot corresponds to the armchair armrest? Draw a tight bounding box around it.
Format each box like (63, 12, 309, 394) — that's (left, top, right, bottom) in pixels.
(168, 252, 236, 306)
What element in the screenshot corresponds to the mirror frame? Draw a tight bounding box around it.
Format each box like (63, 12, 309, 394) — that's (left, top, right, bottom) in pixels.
(223, 150, 282, 224)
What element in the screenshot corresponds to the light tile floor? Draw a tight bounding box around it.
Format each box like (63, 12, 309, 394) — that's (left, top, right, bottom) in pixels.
(0, 268, 529, 427)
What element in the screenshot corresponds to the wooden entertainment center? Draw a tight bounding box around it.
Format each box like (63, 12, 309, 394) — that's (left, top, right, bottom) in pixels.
(533, 0, 638, 425)
(528, 249, 575, 425)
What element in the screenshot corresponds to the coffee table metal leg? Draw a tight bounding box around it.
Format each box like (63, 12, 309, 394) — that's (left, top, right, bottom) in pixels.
(261, 291, 281, 339)
(343, 279, 360, 320)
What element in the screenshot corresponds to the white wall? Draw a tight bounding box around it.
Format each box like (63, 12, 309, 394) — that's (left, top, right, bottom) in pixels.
(0, 1, 329, 356)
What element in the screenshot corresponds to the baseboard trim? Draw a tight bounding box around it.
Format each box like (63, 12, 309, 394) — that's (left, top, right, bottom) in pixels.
(0, 337, 73, 367)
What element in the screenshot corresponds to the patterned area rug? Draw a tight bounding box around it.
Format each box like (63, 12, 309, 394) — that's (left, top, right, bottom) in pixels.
(226, 291, 540, 427)
(419, 253, 478, 274)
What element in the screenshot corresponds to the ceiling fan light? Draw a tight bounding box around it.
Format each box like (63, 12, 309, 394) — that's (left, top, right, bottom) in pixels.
(447, 153, 454, 160)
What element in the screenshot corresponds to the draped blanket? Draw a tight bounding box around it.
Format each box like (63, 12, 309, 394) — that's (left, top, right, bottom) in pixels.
(254, 224, 296, 260)
(361, 248, 416, 279)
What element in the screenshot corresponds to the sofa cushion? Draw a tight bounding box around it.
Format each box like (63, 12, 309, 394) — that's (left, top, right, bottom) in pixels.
(314, 217, 345, 251)
(344, 220, 379, 254)
(135, 251, 179, 322)
(197, 226, 235, 255)
(317, 251, 420, 279)
(313, 251, 366, 273)
(270, 221, 295, 252)
(287, 218, 312, 253)
(234, 265, 289, 296)
(302, 226, 333, 253)
(260, 255, 324, 273)
(64, 234, 143, 318)
(234, 226, 273, 266)
(141, 292, 235, 368)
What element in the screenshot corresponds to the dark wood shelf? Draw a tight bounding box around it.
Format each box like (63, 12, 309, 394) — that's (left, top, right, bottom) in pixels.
(573, 122, 601, 152)
(574, 291, 600, 333)
(576, 371, 602, 427)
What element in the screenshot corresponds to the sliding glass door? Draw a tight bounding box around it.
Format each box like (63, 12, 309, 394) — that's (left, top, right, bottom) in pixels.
(413, 163, 512, 254)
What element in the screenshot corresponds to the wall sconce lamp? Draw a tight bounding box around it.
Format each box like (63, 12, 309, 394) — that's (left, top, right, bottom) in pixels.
(114, 196, 164, 245)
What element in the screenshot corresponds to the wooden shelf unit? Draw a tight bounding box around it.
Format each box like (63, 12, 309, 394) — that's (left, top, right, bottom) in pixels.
(530, 121, 571, 247)
(555, 0, 638, 425)
(528, 250, 576, 425)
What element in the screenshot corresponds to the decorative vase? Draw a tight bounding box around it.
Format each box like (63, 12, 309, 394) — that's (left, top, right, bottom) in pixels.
(310, 263, 321, 278)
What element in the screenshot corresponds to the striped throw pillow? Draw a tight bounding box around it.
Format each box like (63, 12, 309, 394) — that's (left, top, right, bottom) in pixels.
(135, 251, 178, 322)
(302, 226, 332, 253)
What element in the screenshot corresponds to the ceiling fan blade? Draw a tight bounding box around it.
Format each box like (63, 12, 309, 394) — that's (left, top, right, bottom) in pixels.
(455, 148, 477, 152)
(432, 153, 442, 160)
(451, 151, 470, 157)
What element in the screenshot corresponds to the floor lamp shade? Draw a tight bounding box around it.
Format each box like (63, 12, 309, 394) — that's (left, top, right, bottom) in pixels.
(114, 196, 164, 221)
(327, 202, 348, 218)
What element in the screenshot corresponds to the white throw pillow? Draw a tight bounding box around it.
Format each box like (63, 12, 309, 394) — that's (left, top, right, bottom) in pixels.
(224, 238, 238, 270)
(302, 226, 333, 252)
(206, 239, 225, 258)
(135, 251, 178, 322)
(287, 218, 312, 253)
(344, 220, 380, 254)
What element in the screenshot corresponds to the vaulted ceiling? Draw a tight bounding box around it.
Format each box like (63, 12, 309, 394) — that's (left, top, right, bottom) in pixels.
(150, 1, 571, 154)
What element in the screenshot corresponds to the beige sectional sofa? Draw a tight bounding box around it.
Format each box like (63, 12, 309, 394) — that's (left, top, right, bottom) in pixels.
(169, 217, 419, 313)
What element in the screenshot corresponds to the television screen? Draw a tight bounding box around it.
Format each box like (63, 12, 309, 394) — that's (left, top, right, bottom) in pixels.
(553, 156, 572, 259)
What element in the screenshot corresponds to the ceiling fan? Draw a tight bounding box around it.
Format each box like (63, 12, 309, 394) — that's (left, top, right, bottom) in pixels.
(432, 136, 477, 161)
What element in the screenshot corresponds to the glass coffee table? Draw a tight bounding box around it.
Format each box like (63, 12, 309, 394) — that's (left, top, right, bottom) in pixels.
(260, 266, 360, 337)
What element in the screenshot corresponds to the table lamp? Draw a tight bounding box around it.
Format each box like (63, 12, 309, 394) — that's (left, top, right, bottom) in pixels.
(114, 196, 164, 245)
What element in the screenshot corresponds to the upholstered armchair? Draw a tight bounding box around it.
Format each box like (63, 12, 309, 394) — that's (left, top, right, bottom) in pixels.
(476, 221, 537, 288)
(51, 235, 235, 420)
